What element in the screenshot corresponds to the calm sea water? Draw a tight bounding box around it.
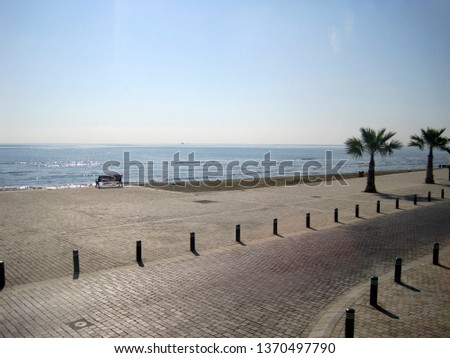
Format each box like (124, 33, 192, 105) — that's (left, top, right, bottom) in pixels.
(0, 144, 448, 189)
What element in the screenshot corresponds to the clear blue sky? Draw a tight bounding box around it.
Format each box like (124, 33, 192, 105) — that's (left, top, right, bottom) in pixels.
(1, 0, 449, 145)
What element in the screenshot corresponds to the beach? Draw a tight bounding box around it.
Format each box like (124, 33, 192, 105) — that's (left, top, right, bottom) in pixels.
(0, 169, 449, 337)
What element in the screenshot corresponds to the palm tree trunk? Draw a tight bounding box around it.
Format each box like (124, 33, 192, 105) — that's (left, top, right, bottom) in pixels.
(365, 153, 376, 192)
(425, 148, 434, 184)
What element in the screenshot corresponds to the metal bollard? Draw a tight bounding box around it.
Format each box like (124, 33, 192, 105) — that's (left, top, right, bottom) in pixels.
(442, 189, 445, 199)
(394, 258, 402, 283)
(370, 276, 378, 306)
(355, 204, 360, 218)
(190, 232, 196, 252)
(345, 308, 355, 338)
(395, 197, 399, 209)
(273, 219, 278, 235)
(376, 200, 381, 213)
(236, 224, 241, 243)
(136, 240, 142, 262)
(414, 194, 417, 205)
(428, 191, 431, 202)
(433, 243, 439, 265)
(73, 250, 80, 274)
(0, 261, 5, 291)
(334, 208, 339, 223)
(306, 212, 311, 228)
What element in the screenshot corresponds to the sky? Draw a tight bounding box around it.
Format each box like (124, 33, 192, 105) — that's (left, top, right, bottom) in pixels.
(1, 0, 449, 145)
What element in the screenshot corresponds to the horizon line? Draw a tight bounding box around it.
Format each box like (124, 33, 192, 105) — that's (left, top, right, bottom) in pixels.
(0, 142, 346, 147)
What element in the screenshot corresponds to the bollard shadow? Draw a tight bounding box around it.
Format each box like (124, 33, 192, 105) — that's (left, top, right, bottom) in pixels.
(437, 264, 450, 270)
(398, 281, 420, 292)
(137, 260, 145, 268)
(372, 304, 399, 319)
(191, 249, 200, 256)
(275, 234, 285, 238)
(73, 272, 79, 280)
(307, 227, 318, 231)
(375, 192, 422, 202)
(335, 221, 345, 225)
(237, 241, 247, 246)
(375, 192, 401, 200)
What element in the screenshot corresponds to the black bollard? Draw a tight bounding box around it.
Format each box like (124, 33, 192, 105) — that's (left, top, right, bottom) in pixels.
(0, 261, 5, 291)
(345, 308, 355, 338)
(334, 208, 338, 223)
(273, 218, 278, 235)
(395, 197, 400, 209)
(394, 258, 402, 283)
(376, 200, 381, 213)
(370, 276, 378, 306)
(433, 243, 439, 265)
(136, 240, 142, 263)
(306, 212, 311, 228)
(442, 189, 445, 199)
(73, 250, 80, 274)
(190, 232, 196, 252)
(355, 204, 360, 218)
(413, 194, 417, 205)
(236, 224, 241, 243)
(428, 191, 431, 202)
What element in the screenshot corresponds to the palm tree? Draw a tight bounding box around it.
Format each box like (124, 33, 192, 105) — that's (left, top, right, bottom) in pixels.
(345, 128, 402, 193)
(408, 128, 450, 184)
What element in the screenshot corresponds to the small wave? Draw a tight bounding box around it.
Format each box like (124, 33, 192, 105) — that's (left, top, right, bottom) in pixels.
(0, 183, 95, 191)
(46, 184, 95, 190)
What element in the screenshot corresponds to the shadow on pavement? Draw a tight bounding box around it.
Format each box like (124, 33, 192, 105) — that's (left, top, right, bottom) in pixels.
(373, 304, 399, 320)
(398, 282, 420, 292)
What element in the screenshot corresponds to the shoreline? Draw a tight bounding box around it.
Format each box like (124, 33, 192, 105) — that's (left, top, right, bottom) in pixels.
(0, 168, 427, 193)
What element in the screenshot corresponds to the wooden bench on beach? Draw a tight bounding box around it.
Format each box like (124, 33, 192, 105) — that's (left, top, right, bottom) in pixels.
(95, 174, 123, 188)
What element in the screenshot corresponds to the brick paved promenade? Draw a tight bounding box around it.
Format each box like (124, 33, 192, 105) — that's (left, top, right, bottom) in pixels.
(0, 169, 449, 337)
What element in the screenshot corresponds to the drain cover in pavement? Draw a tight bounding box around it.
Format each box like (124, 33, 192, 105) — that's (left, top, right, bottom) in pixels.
(68, 319, 94, 330)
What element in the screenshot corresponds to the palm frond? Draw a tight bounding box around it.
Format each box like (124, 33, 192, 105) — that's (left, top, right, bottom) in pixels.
(409, 134, 425, 150)
(345, 127, 402, 158)
(411, 127, 449, 151)
(379, 139, 403, 157)
(376, 128, 387, 143)
(380, 130, 396, 142)
(345, 137, 364, 158)
(360, 127, 377, 153)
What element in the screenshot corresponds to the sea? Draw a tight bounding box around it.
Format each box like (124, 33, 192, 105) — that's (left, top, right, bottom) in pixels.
(0, 144, 448, 190)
